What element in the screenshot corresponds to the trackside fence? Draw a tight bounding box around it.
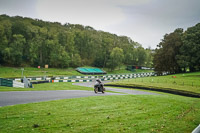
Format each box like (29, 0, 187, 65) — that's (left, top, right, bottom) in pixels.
(12, 72, 168, 84)
(0, 78, 24, 88)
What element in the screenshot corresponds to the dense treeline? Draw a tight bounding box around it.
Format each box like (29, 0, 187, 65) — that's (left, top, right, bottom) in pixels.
(153, 23, 200, 73)
(0, 14, 153, 70)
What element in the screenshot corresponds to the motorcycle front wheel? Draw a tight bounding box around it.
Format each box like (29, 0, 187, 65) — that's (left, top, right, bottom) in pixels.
(94, 88, 98, 93)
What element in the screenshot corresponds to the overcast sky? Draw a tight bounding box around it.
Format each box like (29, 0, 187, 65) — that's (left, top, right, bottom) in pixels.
(0, 0, 200, 48)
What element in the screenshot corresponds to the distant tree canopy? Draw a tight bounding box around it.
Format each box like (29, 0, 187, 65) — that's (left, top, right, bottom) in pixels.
(0, 14, 153, 70)
(153, 23, 200, 73)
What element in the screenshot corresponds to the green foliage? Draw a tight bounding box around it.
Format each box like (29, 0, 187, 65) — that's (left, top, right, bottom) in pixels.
(136, 46, 147, 66)
(179, 23, 200, 72)
(10, 34, 26, 65)
(107, 47, 124, 71)
(154, 23, 200, 73)
(71, 53, 81, 67)
(153, 28, 183, 74)
(0, 15, 151, 68)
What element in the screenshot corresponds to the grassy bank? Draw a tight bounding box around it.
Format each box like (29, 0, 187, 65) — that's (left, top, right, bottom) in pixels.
(0, 82, 92, 91)
(0, 95, 200, 133)
(0, 67, 82, 78)
(0, 66, 153, 78)
(106, 72, 200, 94)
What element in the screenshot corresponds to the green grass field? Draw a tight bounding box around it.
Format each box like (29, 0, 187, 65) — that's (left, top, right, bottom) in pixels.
(107, 72, 200, 94)
(1, 67, 200, 132)
(0, 95, 200, 133)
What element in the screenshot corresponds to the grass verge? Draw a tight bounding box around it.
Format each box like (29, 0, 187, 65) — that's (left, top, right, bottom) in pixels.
(105, 72, 200, 95)
(0, 67, 82, 78)
(0, 82, 92, 91)
(0, 95, 200, 133)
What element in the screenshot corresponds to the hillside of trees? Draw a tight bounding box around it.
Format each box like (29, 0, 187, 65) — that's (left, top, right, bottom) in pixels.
(0, 14, 153, 70)
(153, 23, 200, 73)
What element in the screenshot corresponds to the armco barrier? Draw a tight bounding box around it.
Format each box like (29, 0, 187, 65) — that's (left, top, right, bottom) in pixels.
(13, 81, 24, 88)
(192, 124, 200, 133)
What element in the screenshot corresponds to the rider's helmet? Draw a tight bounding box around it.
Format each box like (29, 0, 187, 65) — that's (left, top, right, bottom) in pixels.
(96, 78, 101, 83)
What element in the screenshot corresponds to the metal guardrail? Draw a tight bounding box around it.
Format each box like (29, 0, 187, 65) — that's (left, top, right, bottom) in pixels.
(13, 81, 24, 88)
(192, 124, 200, 133)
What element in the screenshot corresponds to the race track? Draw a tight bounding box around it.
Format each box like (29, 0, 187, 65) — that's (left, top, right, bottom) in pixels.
(0, 81, 160, 107)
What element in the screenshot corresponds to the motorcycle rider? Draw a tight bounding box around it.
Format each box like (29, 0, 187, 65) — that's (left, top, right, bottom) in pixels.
(95, 79, 102, 88)
(94, 79, 105, 93)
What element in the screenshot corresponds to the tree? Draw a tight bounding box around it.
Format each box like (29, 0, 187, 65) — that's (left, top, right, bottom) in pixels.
(153, 28, 183, 73)
(71, 53, 82, 67)
(136, 46, 147, 66)
(145, 47, 154, 68)
(0, 20, 12, 65)
(0, 14, 150, 68)
(107, 47, 124, 71)
(178, 23, 200, 72)
(9, 34, 26, 66)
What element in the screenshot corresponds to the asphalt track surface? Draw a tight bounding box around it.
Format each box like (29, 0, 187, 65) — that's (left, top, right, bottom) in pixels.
(0, 81, 159, 107)
(0, 90, 124, 107)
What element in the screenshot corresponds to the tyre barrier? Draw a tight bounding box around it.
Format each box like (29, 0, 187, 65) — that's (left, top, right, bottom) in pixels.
(31, 80, 50, 84)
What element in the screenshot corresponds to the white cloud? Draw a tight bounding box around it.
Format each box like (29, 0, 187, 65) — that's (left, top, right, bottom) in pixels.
(36, 0, 126, 30)
(35, 0, 200, 48)
(111, 0, 151, 6)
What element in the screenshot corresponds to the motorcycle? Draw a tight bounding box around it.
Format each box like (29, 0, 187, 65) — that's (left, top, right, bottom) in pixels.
(94, 83, 105, 93)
